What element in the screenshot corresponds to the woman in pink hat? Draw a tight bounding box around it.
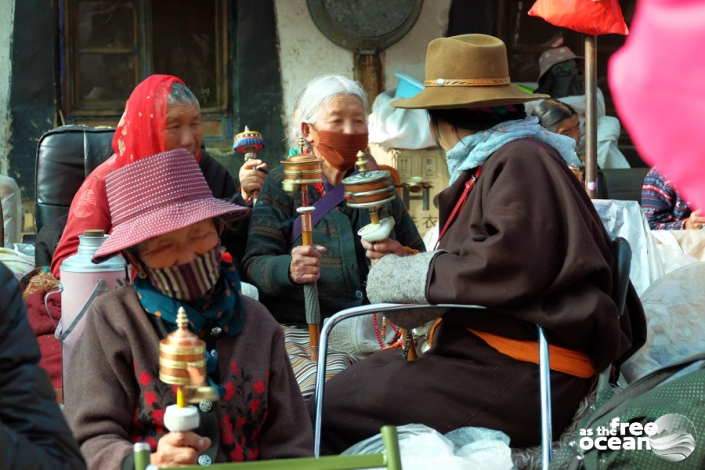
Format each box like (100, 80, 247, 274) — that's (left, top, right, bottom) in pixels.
(47, 75, 266, 278)
(63, 149, 312, 468)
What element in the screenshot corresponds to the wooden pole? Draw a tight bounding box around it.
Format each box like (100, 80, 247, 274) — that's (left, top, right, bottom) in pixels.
(584, 35, 598, 199)
(354, 51, 384, 110)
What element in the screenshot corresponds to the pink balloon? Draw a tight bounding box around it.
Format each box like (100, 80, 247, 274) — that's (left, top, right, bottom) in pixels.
(609, 0, 705, 208)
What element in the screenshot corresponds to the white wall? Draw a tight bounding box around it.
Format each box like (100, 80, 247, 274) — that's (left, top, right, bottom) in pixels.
(0, 0, 15, 176)
(274, 0, 450, 140)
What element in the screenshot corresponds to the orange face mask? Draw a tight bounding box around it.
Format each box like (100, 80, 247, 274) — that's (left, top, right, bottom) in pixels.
(313, 129, 369, 171)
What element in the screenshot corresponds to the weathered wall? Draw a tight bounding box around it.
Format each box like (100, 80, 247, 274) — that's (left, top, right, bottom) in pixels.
(0, 0, 15, 176)
(7, 0, 57, 201)
(274, 0, 450, 144)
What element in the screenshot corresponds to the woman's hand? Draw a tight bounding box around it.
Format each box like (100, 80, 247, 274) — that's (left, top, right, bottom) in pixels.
(289, 245, 327, 284)
(685, 209, 705, 230)
(361, 238, 407, 262)
(150, 431, 211, 467)
(239, 159, 268, 202)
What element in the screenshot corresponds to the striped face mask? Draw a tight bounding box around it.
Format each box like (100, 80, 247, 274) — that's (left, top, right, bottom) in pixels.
(143, 244, 222, 301)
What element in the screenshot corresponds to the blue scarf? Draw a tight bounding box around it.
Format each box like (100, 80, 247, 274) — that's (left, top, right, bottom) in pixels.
(134, 261, 245, 398)
(445, 116, 583, 185)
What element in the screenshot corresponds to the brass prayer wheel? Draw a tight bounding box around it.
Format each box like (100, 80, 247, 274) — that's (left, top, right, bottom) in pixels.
(280, 154, 325, 193)
(281, 139, 324, 194)
(342, 151, 396, 209)
(159, 307, 206, 386)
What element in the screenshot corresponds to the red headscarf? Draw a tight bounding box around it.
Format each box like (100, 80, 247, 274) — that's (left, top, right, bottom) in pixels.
(113, 74, 196, 169)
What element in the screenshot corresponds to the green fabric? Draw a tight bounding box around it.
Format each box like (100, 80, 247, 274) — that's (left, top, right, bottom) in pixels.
(242, 165, 425, 324)
(551, 354, 705, 469)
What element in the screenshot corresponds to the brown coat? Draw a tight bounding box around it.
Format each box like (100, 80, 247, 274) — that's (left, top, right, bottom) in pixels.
(315, 138, 646, 454)
(64, 286, 313, 469)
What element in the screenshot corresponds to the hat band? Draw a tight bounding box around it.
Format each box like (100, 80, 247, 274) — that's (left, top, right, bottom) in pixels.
(424, 77, 511, 87)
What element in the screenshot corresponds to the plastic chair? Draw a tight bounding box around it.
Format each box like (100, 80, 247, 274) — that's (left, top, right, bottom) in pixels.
(312, 237, 632, 468)
(134, 425, 402, 470)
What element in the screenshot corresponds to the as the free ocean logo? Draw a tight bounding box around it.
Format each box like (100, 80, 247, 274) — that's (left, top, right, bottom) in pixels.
(579, 413, 696, 461)
(649, 414, 697, 462)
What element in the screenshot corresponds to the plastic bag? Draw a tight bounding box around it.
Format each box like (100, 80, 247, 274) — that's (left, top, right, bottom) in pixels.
(368, 91, 435, 150)
(341, 423, 513, 470)
(0, 247, 34, 280)
(528, 0, 628, 36)
(621, 262, 705, 382)
(0, 175, 23, 247)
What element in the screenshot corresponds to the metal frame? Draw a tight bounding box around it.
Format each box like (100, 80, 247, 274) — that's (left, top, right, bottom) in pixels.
(312, 304, 558, 465)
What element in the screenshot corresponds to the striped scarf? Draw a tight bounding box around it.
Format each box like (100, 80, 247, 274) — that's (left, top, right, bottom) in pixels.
(133, 259, 244, 338)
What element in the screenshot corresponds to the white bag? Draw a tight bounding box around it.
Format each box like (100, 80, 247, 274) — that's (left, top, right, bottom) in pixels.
(0, 175, 23, 247)
(342, 423, 514, 470)
(368, 91, 436, 150)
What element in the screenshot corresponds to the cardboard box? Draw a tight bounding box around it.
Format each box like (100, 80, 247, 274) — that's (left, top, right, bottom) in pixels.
(369, 145, 449, 239)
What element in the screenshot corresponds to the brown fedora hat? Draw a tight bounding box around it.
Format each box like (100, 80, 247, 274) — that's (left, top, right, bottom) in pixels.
(392, 34, 548, 110)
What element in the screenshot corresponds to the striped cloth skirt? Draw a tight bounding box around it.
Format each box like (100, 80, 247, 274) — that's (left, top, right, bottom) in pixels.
(282, 325, 361, 401)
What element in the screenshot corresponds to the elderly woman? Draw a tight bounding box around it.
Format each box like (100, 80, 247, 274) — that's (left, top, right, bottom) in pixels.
(315, 35, 647, 454)
(642, 167, 705, 230)
(63, 149, 312, 468)
(242, 75, 424, 349)
(531, 99, 581, 149)
(46, 75, 265, 276)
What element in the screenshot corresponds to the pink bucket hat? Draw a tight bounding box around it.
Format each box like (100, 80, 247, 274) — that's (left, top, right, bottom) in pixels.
(93, 148, 249, 263)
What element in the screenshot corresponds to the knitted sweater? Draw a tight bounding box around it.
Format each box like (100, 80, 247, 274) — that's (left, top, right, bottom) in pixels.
(64, 286, 313, 469)
(641, 168, 693, 230)
(242, 164, 425, 324)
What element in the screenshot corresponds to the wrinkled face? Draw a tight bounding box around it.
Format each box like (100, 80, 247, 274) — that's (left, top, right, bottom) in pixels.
(555, 115, 581, 147)
(133, 219, 218, 269)
(164, 102, 203, 157)
(302, 94, 368, 147)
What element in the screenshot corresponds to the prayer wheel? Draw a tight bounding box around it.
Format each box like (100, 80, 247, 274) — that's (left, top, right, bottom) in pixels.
(342, 152, 396, 211)
(280, 137, 324, 194)
(281, 138, 325, 361)
(343, 151, 396, 239)
(159, 307, 206, 386)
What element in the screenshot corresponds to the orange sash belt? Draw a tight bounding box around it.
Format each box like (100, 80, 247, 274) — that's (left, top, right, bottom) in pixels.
(428, 319, 596, 379)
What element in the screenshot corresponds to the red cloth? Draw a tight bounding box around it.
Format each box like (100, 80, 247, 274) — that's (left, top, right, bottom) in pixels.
(52, 74, 199, 278)
(113, 74, 191, 168)
(24, 291, 63, 391)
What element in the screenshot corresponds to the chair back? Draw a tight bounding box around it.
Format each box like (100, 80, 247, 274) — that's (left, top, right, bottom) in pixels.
(596, 168, 650, 203)
(35, 125, 115, 231)
(611, 237, 631, 318)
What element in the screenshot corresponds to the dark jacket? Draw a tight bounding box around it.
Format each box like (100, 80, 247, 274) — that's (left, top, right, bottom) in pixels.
(0, 261, 85, 470)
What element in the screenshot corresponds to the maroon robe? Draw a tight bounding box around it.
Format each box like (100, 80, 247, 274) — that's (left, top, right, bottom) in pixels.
(314, 138, 646, 454)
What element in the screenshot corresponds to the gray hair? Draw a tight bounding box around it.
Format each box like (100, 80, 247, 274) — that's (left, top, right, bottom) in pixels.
(289, 74, 368, 148)
(530, 99, 576, 133)
(168, 82, 200, 108)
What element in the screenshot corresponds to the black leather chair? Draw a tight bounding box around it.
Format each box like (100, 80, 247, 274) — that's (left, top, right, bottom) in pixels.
(35, 125, 115, 232)
(34, 126, 115, 266)
(596, 168, 650, 204)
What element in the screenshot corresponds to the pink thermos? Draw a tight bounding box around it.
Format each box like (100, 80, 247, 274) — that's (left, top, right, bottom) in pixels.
(56, 229, 127, 383)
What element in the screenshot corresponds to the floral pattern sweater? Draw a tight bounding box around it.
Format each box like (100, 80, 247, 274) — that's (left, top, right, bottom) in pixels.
(64, 286, 313, 469)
